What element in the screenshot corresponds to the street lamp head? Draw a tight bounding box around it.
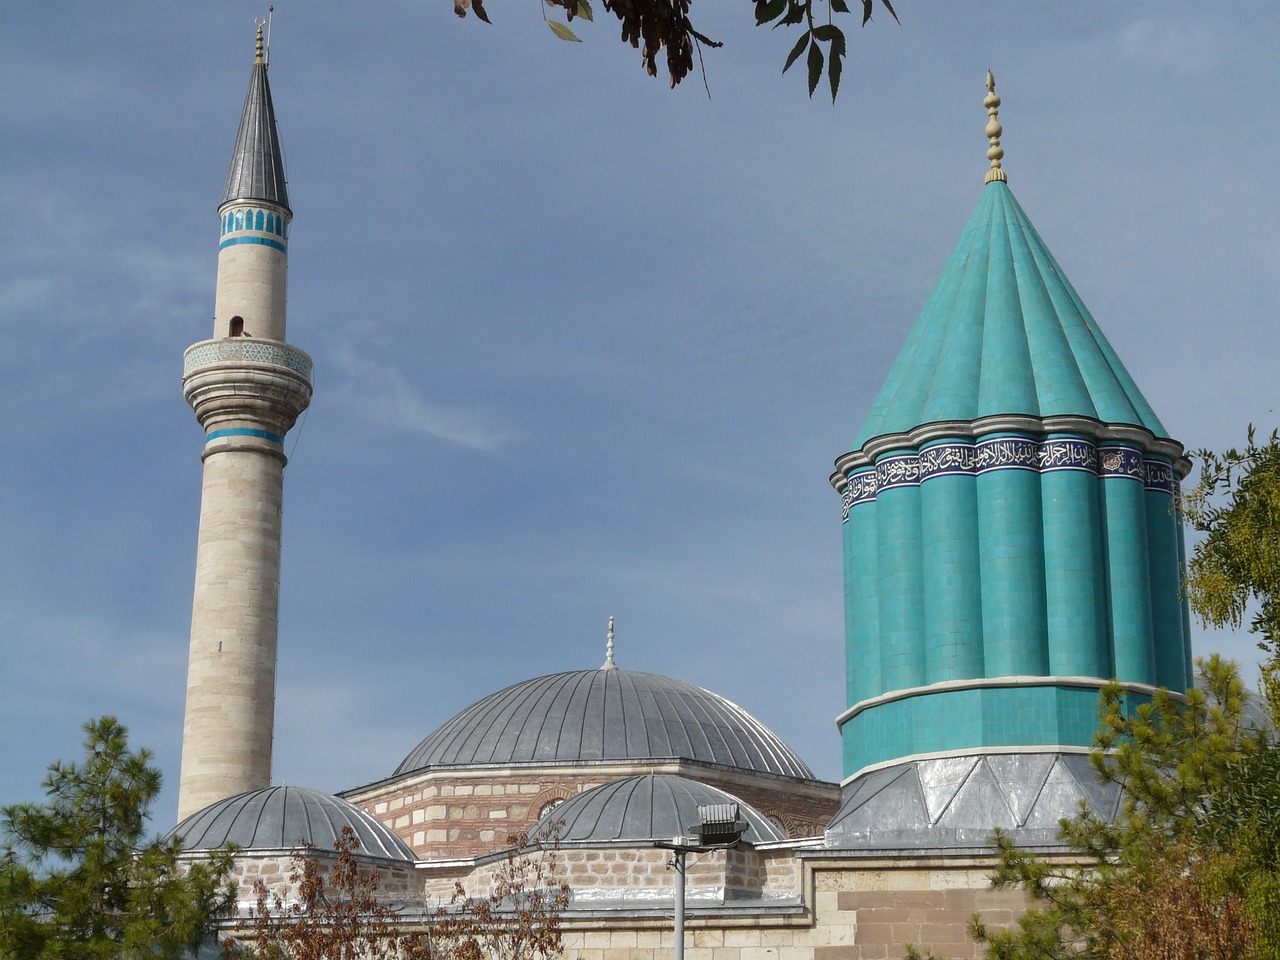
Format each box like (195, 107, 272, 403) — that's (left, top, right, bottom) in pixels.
(693, 802, 750, 849)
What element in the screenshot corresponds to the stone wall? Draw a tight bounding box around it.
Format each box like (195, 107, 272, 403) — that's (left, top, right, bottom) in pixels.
(214, 846, 1032, 959)
(223, 851, 419, 908)
(802, 859, 1029, 959)
(420, 846, 784, 903)
(549, 858, 1029, 960)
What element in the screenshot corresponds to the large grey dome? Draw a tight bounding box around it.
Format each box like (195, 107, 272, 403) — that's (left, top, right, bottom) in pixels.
(532, 775, 786, 846)
(168, 785, 414, 861)
(394, 668, 814, 780)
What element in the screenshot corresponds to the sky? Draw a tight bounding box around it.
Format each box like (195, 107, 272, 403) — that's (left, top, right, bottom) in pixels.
(2, 2, 1277, 831)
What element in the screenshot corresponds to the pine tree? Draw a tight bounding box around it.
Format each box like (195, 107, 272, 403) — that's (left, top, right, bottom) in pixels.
(0, 717, 235, 959)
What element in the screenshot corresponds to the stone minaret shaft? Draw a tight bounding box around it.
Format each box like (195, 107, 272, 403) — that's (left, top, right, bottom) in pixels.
(177, 30, 312, 821)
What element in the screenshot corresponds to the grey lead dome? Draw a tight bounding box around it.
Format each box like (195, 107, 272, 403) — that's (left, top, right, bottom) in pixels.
(533, 774, 786, 846)
(168, 785, 414, 861)
(394, 668, 816, 781)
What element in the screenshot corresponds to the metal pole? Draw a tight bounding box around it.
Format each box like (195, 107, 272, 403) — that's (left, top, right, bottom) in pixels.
(673, 848, 686, 960)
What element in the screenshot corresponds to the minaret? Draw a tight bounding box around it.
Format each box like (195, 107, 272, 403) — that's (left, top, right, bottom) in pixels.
(177, 25, 312, 821)
(826, 75, 1192, 848)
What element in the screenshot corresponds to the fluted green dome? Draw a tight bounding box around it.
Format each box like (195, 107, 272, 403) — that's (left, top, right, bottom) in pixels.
(854, 181, 1166, 448)
(832, 175, 1190, 787)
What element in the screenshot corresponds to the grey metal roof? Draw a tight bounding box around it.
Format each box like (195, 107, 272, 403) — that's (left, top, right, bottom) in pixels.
(824, 752, 1121, 851)
(222, 60, 290, 212)
(393, 668, 815, 780)
(531, 775, 785, 846)
(167, 785, 413, 861)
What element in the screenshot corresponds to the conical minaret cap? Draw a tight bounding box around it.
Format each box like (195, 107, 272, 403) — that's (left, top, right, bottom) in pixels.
(222, 25, 290, 212)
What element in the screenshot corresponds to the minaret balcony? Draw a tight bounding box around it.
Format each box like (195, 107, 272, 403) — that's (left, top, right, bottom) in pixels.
(183, 338, 313, 439)
(183, 337, 312, 381)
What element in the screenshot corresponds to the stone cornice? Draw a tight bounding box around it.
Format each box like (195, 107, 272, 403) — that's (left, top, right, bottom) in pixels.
(833, 674, 1183, 731)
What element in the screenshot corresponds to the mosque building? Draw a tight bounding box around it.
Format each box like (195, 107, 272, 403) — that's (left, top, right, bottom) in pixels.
(169, 31, 1191, 960)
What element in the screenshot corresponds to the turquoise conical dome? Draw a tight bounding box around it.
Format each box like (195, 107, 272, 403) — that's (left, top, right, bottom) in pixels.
(857, 181, 1165, 447)
(829, 107, 1192, 820)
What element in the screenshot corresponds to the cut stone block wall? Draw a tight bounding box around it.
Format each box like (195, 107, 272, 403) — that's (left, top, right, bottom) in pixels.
(212, 847, 1032, 959)
(549, 859, 1030, 960)
(222, 851, 419, 909)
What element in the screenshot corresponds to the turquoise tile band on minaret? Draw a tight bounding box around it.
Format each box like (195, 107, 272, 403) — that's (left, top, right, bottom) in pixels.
(205, 427, 284, 445)
(219, 235, 287, 253)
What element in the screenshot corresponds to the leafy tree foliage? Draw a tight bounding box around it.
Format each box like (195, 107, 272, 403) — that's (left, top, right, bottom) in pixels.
(453, 0, 899, 101)
(1184, 427, 1280, 726)
(225, 826, 407, 960)
(226, 828, 569, 960)
(0, 717, 235, 959)
(435, 830, 569, 960)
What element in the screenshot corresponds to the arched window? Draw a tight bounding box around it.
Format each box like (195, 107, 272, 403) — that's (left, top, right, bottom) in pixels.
(255, 210, 264, 231)
(234, 210, 244, 231)
(228, 316, 245, 337)
(538, 798, 564, 819)
(265, 212, 274, 234)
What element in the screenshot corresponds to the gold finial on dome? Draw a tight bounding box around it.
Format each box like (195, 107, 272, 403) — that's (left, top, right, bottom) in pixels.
(601, 616, 617, 670)
(984, 70, 1007, 184)
(255, 18, 266, 63)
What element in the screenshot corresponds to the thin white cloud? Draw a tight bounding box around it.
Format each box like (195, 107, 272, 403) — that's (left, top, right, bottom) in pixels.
(0, 187, 206, 340)
(326, 342, 510, 452)
(1118, 17, 1223, 75)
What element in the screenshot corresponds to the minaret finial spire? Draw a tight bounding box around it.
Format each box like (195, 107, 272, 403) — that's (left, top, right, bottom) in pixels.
(601, 616, 617, 670)
(255, 18, 266, 64)
(984, 70, 1007, 184)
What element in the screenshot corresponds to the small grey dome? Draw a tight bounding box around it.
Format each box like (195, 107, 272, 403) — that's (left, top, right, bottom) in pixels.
(168, 785, 413, 861)
(531, 775, 785, 846)
(394, 669, 814, 781)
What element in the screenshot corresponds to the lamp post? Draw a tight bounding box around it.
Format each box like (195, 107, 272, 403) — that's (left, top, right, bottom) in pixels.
(673, 846, 688, 960)
(662, 802, 750, 960)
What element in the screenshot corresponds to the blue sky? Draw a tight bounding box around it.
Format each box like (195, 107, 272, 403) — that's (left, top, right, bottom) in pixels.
(3, 2, 1277, 830)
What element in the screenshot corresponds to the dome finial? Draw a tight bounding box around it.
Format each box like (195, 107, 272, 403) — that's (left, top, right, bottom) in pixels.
(601, 616, 617, 670)
(984, 70, 1007, 184)
(254, 17, 266, 63)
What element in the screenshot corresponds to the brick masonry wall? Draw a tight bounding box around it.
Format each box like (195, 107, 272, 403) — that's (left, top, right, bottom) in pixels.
(346, 762, 840, 860)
